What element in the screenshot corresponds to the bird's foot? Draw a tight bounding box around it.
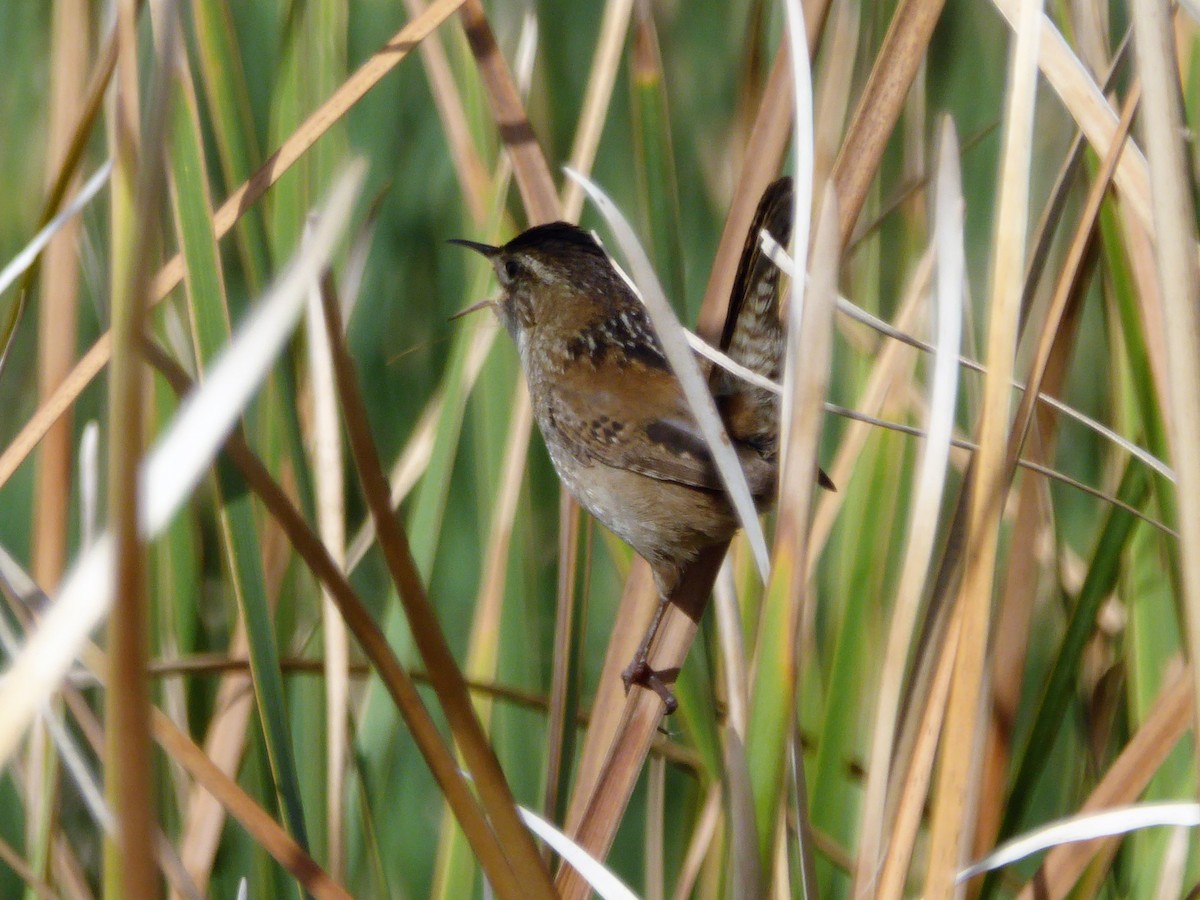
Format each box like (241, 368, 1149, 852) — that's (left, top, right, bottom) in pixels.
(622, 656, 682, 714)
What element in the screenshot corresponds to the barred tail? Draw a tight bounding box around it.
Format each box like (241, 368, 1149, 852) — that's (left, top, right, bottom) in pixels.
(714, 178, 792, 458)
(719, 176, 793, 375)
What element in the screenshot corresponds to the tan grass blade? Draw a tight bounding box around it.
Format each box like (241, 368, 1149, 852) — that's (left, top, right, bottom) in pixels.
(646, 755, 666, 899)
(924, 0, 1042, 889)
(304, 268, 349, 879)
(876, 595, 963, 897)
(974, 78, 1140, 865)
(854, 116, 964, 897)
(0, 0, 466, 494)
(560, 0, 635, 222)
(175, 623, 255, 896)
(987, 0, 1153, 235)
(31, 0, 87, 591)
(713, 560, 749, 738)
(671, 783, 721, 900)
(105, 4, 181, 890)
(1129, 0, 1200, 785)
(403, 0, 490, 224)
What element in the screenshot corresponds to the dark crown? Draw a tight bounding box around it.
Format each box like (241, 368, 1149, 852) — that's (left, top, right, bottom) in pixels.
(503, 222, 608, 261)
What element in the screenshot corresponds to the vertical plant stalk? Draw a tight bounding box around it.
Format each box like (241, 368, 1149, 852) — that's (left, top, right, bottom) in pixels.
(1130, 0, 1200, 786)
(853, 117, 964, 896)
(403, 0, 491, 224)
(104, 1, 169, 896)
(560, 0, 635, 221)
(973, 82, 1140, 869)
(831, 0, 948, 247)
(34, 0, 87, 590)
(923, 0, 1041, 891)
(305, 273, 349, 880)
(458, 0, 559, 223)
(27, 0, 89, 887)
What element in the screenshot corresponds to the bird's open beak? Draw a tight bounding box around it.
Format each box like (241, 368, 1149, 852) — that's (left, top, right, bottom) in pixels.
(448, 297, 496, 321)
(447, 239, 500, 321)
(447, 238, 500, 258)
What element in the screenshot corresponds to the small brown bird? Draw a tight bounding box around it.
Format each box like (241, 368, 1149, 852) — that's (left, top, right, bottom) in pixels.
(451, 178, 832, 712)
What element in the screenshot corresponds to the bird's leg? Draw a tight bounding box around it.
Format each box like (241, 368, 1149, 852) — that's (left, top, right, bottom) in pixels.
(621, 592, 682, 714)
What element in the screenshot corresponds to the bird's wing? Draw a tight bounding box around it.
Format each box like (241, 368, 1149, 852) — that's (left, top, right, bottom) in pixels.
(542, 356, 776, 497)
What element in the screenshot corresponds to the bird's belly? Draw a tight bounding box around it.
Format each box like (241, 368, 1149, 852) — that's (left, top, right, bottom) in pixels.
(544, 440, 737, 568)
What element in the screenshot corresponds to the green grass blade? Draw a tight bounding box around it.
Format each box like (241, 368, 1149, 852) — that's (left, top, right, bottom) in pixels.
(167, 56, 310, 858)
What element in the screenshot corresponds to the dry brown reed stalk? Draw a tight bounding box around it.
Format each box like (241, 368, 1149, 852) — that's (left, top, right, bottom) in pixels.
(458, 0, 558, 223)
(0, 0, 465, 493)
(104, 2, 180, 893)
(831, 0, 947, 247)
(24, 1, 90, 890)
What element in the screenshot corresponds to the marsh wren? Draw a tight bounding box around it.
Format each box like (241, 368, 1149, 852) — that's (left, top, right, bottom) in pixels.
(451, 178, 832, 712)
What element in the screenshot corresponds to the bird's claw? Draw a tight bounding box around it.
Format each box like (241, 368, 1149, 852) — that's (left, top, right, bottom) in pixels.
(622, 658, 682, 714)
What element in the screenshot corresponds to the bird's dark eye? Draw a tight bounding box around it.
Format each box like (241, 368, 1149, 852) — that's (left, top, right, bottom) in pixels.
(503, 259, 521, 280)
